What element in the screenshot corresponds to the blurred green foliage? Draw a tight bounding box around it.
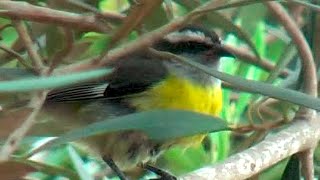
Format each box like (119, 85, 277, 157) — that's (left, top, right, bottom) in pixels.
(0, 0, 319, 180)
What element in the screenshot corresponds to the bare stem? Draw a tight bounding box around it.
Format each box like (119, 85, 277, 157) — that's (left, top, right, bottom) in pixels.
(12, 20, 44, 73)
(0, 44, 32, 70)
(265, 2, 318, 179)
(0, 91, 48, 162)
(0, 1, 113, 33)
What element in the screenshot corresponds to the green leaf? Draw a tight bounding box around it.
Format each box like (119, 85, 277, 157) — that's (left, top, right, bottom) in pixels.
(29, 110, 229, 154)
(0, 69, 112, 92)
(67, 145, 94, 180)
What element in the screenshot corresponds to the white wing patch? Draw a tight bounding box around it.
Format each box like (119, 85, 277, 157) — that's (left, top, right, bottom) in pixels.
(164, 30, 213, 45)
(47, 83, 109, 102)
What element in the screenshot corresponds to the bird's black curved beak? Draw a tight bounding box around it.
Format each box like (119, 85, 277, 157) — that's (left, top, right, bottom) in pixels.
(216, 46, 235, 58)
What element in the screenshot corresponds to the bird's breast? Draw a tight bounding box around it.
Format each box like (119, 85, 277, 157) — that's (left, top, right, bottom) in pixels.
(129, 74, 223, 116)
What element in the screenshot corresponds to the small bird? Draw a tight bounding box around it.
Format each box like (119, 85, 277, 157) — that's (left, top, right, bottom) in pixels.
(39, 25, 233, 179)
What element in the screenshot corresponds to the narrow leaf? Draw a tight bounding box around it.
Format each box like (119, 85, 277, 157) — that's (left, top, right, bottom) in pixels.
(29, 110, 228, 154)
(0, 69, 112, 92)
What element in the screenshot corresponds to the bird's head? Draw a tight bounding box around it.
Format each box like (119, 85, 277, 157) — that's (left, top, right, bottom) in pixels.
(154, 25, 234, 86)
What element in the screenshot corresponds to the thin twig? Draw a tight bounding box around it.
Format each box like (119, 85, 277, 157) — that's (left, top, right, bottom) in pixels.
(225, 45, 290, 78)
(12, 20, 44, 73)
(0, 91, 48, 162)
(0, 38, 24, 66)
(265, 2, 317, 97)
(298, 148, 315, 179)
(54, 0, 242, 74)
(230, 119, 286, 133)
(265, 2, 318, 180)
(0, 1, 112, 33)
(0, 44, 33, 70)
(66, 0, 125, 23)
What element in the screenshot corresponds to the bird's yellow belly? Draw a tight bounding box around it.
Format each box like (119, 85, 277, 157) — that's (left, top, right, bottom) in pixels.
(130, 75, 223, 147)
(131, 75, 222, 116)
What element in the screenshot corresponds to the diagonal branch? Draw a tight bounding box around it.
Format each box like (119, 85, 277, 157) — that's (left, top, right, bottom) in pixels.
(225, 45, 289, 78)
(265, 2, 317, 98)
(0, 91, 48, 162)
(0, 1, 116, 33)
(12, 20, 44, 73)
(0, 44, 32, 70)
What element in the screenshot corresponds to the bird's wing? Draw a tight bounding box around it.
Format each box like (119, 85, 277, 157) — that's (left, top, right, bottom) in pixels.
(46, 55, 168, 102)
(46, 82, 108, 102)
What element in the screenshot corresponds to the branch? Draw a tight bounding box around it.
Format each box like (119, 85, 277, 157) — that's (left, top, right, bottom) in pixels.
(0, 38, 24, 66)
(224, 45, 289, 78)
(0, 91, 48, 162)
(179, 114, 320, 180)
(12, 20, 44, 73)
(265, 2, 317, 98)
(265, 2, 318, 179)
(56, 0, 265, 74)
(0, 44, 32, 70)
(0, 1, 113, 33)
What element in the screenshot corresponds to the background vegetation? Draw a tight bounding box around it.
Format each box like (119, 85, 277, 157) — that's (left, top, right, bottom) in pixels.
(0, 0, 319, 180)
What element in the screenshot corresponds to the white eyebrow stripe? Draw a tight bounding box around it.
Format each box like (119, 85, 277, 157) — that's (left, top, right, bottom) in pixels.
(164, 30, 214, 45)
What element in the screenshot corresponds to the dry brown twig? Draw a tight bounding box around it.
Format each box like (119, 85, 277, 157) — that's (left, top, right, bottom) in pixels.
(225, 45, 289, 78)
(0, 44, 32, 70)
(266, 2, 318, 180)
(230, 119, 286, 133)
(12, 20, 44, 74)
(0, 1, 114, 33)
(0, 1, 289, 79)
(0, 38, 24, 66)
(0, 91, 48, 162)
(66, 0, 125, 24)
(0, 15, 48, 162)
(57, 0, 275, 74)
